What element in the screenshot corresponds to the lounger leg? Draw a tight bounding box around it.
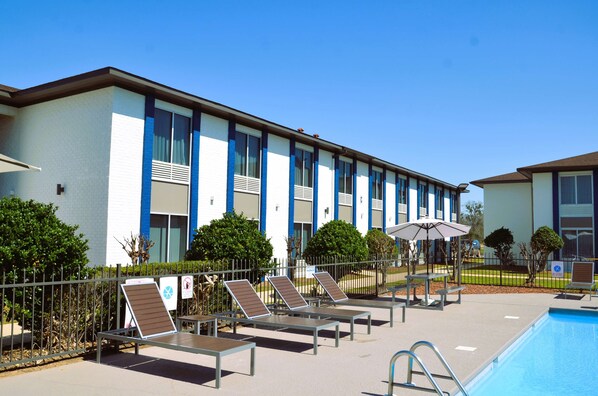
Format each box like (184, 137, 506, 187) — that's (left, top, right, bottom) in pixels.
(250, 346, 255, 376)
(96, 334, 102, 363)
(390, 308, 394, 328)
(350, 319, 354, 341)
(313, 330, 318, 355)
(367, 314, 371, 334)
(215, 355, 221, 389)
(135, 342, 139, 355)
(402, 305, 406, 323)
(335, 324, 340, 347)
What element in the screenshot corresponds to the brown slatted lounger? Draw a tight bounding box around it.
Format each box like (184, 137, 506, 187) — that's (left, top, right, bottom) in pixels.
(313, 271, 406, 327)
(96, 282, 255, 389)
(564, 262, 597, 300)
(218, 279, 340, 355)
(267, 275, 371, 340)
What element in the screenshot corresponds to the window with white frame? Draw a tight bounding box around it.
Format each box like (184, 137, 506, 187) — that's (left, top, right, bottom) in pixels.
(398, 177, 407, 213)
(235, 131, 261, 179)
(435, 187, 444, 218)
(418, 183, 428, 216)
(153, 109, 190, 166)
(293, 222, 313, 255)
(560, 175, 592, 205)
(339, 160, 353, 205)
(450, 192, 457, 221)
(295, 148, 313, 187)
(562, 229, 594, 260)
(372, 170, 383, 200)
(149, 214, 188, 263)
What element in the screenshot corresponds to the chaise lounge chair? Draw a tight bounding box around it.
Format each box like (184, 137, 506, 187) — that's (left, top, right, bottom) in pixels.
(267, 275, 371, 340)
(313, 271, 406, 327)
(564, 262, 597, 300)
(217, 279, 340, 355)
(96, 282, 255, 389)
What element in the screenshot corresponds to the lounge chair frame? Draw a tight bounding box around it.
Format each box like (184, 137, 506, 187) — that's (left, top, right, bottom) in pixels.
(313, 271, 406, 327)
(96, 282, 255, 389)
(217, 279, 340, 355)
(267, 275, 371, 340)
(564, 262, 597, 300)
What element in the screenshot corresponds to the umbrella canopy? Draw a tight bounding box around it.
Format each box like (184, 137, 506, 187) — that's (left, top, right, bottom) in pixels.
(0, 153, 41, 173)
(387, 218, 471, 273)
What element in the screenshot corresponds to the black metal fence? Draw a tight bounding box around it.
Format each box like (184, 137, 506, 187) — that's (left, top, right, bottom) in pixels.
(0, 257, 391, 370)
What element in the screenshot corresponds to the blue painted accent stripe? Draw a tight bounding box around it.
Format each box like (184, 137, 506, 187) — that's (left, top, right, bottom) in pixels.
(416, 178, 421, 219)
(382, 168, 387, 231)
(593, 170, 598, 258)
(395, 173, 399, 225)
(552, 172, 560, 259)
(352, 158, 357, 226)
(260, 130, 268, 234)
(226, 120, 236, 212)
(368, 164, 373, 230)
(140, 95, 155, 238)
(288, 138, 296, 237)
(189, 108, 201, 243)
(313, 146, 319, 234)
(406, 176, 411, 222)
(334, 154, 339, 220)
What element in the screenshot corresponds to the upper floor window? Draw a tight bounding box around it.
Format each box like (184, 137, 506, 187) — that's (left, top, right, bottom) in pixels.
(398, 177, 407, 204)
(339, 160, 353, 195)
(418, 183, 428, 209)
(295, 148, 313, 187)
(435, 188, 444, 211)
(450, 192, 457, 214)
(235, 132, 261, 178)
(372, 170, 383, 200)
(561, 175, 592, 205)
(153, 108, 190, 165)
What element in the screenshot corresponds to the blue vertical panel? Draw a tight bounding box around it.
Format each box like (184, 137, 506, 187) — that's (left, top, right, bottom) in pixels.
(140, 95, 155, 238)
(189, 108, 201, 243)
(352, 158, 357, 226)
(593, 170, 598, 258)
(334, 154, 339, 220)
(552, 172, 560, 259)
(288, 138, 296, 238)
(368, 164, 373, 230)
(382, 168, 387, 232)
(260, 130, 268, 234)
(313, 145, 319, 234)
(395, 173, 399, 225)
(226, 120, 236, 212)
(406, 176, 411, 222)
(416, 179, 421, 219)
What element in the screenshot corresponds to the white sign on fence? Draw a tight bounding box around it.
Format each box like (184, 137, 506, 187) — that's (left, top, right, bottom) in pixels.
(181, 275, 193, 299)
(160, 277, 178, 310)
(552, 261, 564, 278)
(305, 265, 316, 279)
(124, 278, 154, 328)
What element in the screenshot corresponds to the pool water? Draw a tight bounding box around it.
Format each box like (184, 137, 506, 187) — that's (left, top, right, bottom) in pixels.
(466, 309, 598, 396)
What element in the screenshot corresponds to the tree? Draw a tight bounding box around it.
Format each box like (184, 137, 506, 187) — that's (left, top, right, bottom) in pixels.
(365, 229, 396, 290)
(0, 197, 89, 277)
(0, 197, 90, 331)
(303, 220, 368, 281)
(460, 201, 484, 243)
(518, 226, 564, 285)
(484, 227, 514, 267)
(185, 211, 274, 283)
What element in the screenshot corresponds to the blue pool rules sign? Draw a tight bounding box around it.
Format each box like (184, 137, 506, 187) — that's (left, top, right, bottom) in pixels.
(160, 277, 178, 310)
(552, 261, 564, 278)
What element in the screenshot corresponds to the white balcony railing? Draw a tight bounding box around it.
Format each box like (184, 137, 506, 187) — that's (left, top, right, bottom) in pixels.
(152, 161, 190, 183)
(294, 185, 313, 201)
(436, 210, 443, 219)
(339, 192, 352, 206)
(398, 203, 407, 214)
(451, 213, 457, 222)
(234, 174, 260, 194)
(419, 207, 427, 217)
(372, 199, 383, 210)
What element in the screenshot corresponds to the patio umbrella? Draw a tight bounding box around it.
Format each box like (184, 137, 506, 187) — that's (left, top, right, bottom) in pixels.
(0, 153, 41, 173)
(386, 217, 470, 274)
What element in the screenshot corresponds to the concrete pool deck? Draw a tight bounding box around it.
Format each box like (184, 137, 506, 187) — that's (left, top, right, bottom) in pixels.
(1, 292, 596, 395)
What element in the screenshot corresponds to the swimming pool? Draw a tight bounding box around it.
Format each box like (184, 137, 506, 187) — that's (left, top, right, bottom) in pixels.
(464, 309, 598, 396)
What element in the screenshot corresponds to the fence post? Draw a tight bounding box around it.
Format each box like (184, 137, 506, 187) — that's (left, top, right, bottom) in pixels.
(116, 263, 122, 328)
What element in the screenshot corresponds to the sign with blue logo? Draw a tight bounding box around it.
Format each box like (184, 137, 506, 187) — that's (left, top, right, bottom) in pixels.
(552, 261, 564, 278)
(160, 277, 178, 310)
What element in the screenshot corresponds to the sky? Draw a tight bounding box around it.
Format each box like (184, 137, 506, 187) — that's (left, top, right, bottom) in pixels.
(2, 1, 597, 205)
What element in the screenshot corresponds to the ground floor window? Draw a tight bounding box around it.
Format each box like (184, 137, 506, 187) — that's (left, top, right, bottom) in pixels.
(293, 222, 312, 256)
(149, 214, 188, 263)
(561, 229, 594, 260)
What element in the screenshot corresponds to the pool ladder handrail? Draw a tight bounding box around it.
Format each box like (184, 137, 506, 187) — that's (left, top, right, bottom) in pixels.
(386, 340, 469, 396)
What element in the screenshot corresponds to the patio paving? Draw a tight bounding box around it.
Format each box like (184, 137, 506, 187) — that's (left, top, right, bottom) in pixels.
(1, 291, 595, 395)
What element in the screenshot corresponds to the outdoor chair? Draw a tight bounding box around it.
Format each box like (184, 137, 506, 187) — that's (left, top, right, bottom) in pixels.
(564, 262, 597, 300)
(96, 282, 255, 389)
(267, 275, 371, 340)
(216, 279, 340, 355)
(313, 271, 406, 327)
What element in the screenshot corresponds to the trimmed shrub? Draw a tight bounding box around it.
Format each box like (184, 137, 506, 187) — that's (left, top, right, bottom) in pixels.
(484, 227, 514, 266)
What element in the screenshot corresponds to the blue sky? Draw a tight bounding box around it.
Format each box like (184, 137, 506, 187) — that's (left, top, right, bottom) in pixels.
(2, 1, 597, 205)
